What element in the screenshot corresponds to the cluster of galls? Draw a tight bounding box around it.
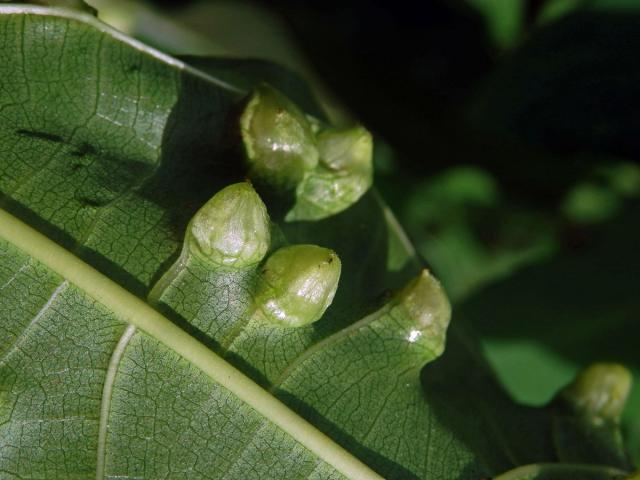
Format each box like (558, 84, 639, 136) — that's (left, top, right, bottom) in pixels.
(240, 85, 373, 222)
(171, 86, 451, 350)
(186, 182, 342, 328)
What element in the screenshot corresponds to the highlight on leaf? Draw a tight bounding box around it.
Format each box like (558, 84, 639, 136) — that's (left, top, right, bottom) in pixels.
(395, 268, 451, 358)
(187, 182, 271, 267)
(254, 244, 341, 328)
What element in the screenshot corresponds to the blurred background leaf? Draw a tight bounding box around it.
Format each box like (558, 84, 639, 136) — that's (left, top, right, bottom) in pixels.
(458, 206, 640, 461)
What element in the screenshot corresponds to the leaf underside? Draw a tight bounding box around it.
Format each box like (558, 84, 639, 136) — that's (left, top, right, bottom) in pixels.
(0, 6, 635, 480)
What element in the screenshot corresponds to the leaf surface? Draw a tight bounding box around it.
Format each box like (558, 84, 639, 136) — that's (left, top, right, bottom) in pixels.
(0, 6, 635, 480)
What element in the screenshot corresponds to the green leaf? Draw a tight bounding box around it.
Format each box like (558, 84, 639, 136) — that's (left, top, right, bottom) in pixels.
(537, 0, 640, 25)
(464, 0, 526, 49)
(0, 6, 636, 479)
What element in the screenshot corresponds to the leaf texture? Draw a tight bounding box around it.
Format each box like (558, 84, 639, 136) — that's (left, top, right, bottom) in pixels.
(0, 6, 636, 480)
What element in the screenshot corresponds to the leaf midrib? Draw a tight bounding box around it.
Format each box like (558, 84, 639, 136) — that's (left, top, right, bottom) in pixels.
(0, 207, 382, 480)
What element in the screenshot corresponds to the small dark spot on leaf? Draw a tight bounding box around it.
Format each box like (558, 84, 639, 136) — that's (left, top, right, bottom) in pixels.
(71, 142, 96, 157)
(78, 196, 106, 208)
(16, 129, 63, 143)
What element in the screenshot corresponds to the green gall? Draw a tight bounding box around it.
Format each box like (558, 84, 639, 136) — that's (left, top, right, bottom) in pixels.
(255, 244, 341, 328)
(561, 362, 632, 423)
(317, 125, 373, 172)
(187, 182, 270, 267)
(239, 84, 374, 221)
(286, 126, 373, 222)
(240, 84, 319, 190)
(396, 269, 451, 357)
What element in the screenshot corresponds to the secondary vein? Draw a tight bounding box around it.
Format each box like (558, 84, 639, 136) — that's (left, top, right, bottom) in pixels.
(96, 324, 137, 480)
(0, 279, 68, 366)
